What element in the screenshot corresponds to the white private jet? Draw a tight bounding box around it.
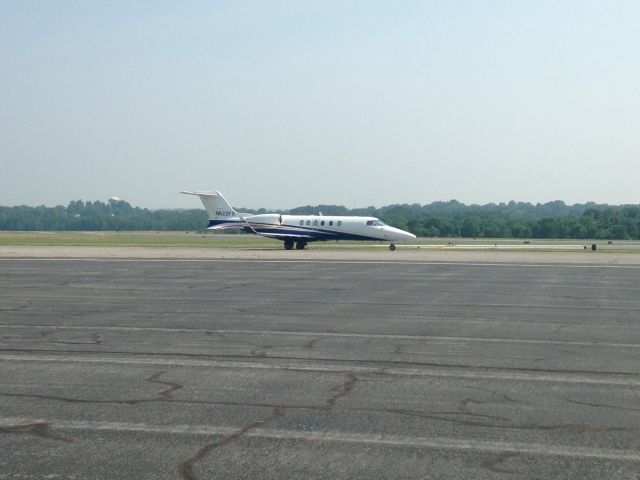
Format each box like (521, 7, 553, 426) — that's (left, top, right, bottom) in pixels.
(182, 190, 416, 250)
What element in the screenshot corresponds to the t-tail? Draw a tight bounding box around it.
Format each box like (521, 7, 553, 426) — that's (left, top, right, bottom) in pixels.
(181, 191, 249, 230)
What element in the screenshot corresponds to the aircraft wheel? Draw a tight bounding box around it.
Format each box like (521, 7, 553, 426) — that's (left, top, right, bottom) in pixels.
(389, 244, 396, 251)
(284, 240, 294, 250)
(296, 241, 307, 250)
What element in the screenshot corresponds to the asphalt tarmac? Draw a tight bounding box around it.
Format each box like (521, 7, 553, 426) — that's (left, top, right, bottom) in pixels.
(1, 256, 640, 479)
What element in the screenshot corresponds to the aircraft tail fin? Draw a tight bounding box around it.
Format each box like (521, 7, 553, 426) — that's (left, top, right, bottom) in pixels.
(181, 190, 238, 221)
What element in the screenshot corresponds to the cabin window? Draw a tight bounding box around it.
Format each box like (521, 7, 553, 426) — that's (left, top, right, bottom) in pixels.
(313, 220, 318, 227)
(306, 220, 310, 226)
(321, 220, 325, 226)
(337, 220, 342, 226)
(329, 221, 333, 226)
(300, 220, 304, 226)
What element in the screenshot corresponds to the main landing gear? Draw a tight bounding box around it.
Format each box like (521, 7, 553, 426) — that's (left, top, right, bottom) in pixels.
(389, 244, 396, 251)
(284, 240, 307, 250)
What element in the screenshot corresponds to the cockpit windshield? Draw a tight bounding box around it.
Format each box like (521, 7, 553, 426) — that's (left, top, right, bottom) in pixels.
(366, 220, 386, 226)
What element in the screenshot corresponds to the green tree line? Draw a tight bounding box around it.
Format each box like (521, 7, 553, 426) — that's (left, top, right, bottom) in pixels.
(1, 198, 639, 239)
(0, 199, 208, 232)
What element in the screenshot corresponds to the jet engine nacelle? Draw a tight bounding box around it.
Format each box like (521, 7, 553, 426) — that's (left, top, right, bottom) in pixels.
(249, 213, 282, 225)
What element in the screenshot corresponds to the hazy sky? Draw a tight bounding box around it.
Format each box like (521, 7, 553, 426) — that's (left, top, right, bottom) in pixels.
(2, 1, 639, 209)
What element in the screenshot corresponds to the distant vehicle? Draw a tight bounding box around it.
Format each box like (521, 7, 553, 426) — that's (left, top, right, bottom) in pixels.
(182, 190, 416, 250)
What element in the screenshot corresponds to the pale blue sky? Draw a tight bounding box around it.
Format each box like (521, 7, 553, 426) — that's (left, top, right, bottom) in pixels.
(1, 1, 639, 209)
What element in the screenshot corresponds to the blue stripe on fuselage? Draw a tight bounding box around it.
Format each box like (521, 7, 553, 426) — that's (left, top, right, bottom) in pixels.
(206, 219, 380, 242)
(253, 227, 379, 242)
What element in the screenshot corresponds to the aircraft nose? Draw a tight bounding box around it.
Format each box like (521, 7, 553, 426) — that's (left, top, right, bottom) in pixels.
(399, 229, 416, 240)
(386, 227, 416, 241)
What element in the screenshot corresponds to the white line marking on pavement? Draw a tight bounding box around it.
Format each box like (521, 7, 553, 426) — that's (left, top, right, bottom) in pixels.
(2, 354, 639, 386)
(1, 324, 639, 349)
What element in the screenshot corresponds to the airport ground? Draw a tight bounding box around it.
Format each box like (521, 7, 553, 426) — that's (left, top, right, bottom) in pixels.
(1, 239, 640, 479)
(2, 231, 640, 253)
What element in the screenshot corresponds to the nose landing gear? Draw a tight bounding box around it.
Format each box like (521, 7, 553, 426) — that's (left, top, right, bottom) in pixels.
(389, 244, 396, 251)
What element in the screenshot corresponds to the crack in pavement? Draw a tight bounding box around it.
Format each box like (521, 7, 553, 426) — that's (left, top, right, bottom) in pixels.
(465, 386, 519, 404)
(459, 398, 489, 416)
(249, 344, 274, 358)
(457, 385, 523, 421)
(0, 422, 72, 443)
(178, 407, 285, 480)
(304, 337, 324, 350)
(481, 451, 519, 474)
(4, 388, 635, 433)
(146, 371, 183, 399)
(566, 398, 640, 413)
(29, 329, 103, 347)
(215, 335, 277, 358)
(0, 370, 184, 406)
(47, 340, 104, 346)
(324, 373, 358, 410)
(178, 373, 358, 479)
(5, 346, 640, 379)
(1, 372, 637, 434)
(0, 391, 145, 405)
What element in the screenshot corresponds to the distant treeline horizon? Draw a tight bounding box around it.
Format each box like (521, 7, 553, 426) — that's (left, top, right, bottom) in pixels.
(1, 198, 640, 239)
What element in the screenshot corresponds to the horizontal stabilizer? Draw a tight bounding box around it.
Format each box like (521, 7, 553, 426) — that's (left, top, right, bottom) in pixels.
(181, 190, 220, 197)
